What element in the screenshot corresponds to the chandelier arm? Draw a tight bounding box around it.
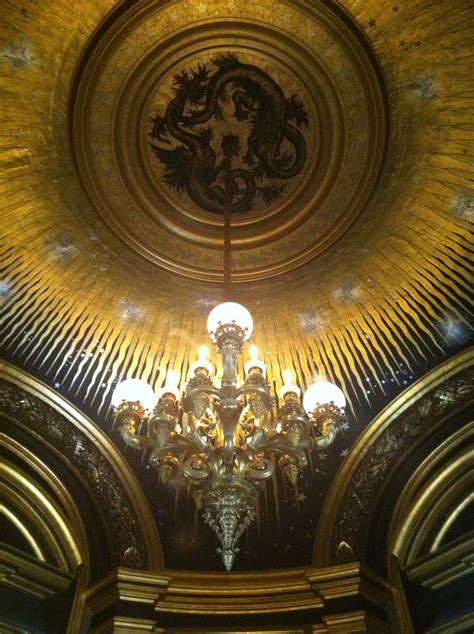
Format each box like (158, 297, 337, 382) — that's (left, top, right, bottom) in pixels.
(186, 428, 211, 449)
(184, 383, 222, 401)
(145, 433, 203, 453)
(236, 383, 273, 401)
(311, 425, 338, 448)
(257, 438, 311, 455)
(182, 455, 211, 481)
(237, 384, 274, 419)
(245, 428, 267, 449)
(120, 426, 144, 449)
(148, 445, 174, 465)
(183, 383, 222, 421)
(246, 463, 275, 480)
(240, 449, 275, 480)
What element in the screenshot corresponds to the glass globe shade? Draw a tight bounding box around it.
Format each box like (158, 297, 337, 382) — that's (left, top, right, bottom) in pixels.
(303, 381, 346, 413)
(207, 302, 253, 341)
(111, 378, 156, 411)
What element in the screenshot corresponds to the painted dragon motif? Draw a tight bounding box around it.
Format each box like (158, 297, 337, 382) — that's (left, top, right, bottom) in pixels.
(150, 54, 309, 214)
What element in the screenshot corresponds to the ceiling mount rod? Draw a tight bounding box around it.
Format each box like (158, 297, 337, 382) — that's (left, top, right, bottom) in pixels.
(223, 139, 234, 302)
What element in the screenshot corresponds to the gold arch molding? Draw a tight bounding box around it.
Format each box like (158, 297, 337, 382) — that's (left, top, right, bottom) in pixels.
(0, 361, 163, 571)
(72, 0, 387, 282)
(1, 438, 85, 573)
(389, 422, 474, 567)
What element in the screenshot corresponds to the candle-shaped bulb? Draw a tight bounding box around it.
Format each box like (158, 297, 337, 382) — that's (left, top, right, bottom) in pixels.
(245, 344, 266, 375)
(190, 345, 213, 377)
(166, 370, 179, 387)
(158, 369, 180, 400)
(279, 368, 301, 398)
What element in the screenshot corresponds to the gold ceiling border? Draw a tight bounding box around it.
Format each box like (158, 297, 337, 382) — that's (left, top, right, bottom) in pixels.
(86, 561, 392, 631)
(387, 423, 473, 634)
(2, 433, 90, 633)
(0, 361, 163, 571)
(388, 421, 473, 567)
(2, 448, 83, 572)
(0, 543, 73, 601)
(2, 433, 91, 565)
(313, 347, 474, 567)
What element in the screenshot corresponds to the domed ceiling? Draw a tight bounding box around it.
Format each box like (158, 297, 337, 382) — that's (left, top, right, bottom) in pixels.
(1, 0, 472, 571)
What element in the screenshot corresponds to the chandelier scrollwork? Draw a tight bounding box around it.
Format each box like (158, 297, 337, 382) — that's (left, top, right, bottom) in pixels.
(112, 301, 347, 570)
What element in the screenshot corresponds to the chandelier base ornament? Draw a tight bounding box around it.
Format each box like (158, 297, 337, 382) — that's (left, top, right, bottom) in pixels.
(112, 302, 347, 570)
(201, 477, 258, 572)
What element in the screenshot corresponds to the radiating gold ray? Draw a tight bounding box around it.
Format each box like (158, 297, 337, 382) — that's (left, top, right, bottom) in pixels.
(350, 303, 401, 383)
(87, 322, 130, 408)
(4, 285, 63, 352)
(24, 297, 71, 365)
(324, 315, 370, 405)
(82, 319, 115, 402)
(54, 312, 103, 383)
(316, 331, 358, 413)
(345, 316, 389, 395)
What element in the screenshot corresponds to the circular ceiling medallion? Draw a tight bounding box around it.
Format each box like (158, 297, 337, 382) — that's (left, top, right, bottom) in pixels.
(72, 0, 387, 282)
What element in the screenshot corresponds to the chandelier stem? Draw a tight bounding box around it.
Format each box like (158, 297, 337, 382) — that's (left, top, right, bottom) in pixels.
(220, 340, 241, 467)
(221, 341, 239, 388)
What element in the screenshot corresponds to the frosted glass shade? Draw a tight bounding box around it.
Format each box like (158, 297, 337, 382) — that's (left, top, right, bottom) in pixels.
(112, 378, 156, 411)
(207, 302, 253, 341)
(303, 381, 346, 413)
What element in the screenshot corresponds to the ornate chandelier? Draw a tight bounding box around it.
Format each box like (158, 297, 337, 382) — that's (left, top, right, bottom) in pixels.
(111, 301, 347, 571)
